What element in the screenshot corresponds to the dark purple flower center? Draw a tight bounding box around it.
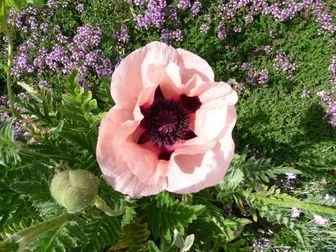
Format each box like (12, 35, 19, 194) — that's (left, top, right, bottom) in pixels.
(146, 99, 189, 146)
(137, 86, 201, 160)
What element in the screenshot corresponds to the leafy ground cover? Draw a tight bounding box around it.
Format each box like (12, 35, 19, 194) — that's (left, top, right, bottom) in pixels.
(0, 0, 336, 251)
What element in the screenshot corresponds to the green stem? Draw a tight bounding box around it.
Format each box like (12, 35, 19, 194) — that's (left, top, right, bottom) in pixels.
(94, 196, 124, 216)
(18, 147, 78, 162)
(242, 191, 336, 216)
(181, 194, 193, 205)
(0, 107, 12, 113)
(6, 11, 18, 118)
(0, 213, 74, 249)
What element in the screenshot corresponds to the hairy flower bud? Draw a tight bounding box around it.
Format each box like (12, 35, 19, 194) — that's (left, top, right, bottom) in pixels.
(50, 169, 99, 212)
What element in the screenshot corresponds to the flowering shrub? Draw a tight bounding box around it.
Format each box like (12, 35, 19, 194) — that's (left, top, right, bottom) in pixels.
(0, 0, 336, 251)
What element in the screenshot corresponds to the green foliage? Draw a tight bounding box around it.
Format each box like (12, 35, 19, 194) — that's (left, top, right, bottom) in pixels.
(1, 1, 336, 251)
(194, 199, 252, 245)
(0, 119, 20, 165)
(0, 0, 9, 33)
(79, 215, 122, 252)
(112, 222, 150, 251)
(5, 0, 45, 12)
(140, 192, 204, 241)
(217, 152, 301, 198)
(26, 218, 78, 252)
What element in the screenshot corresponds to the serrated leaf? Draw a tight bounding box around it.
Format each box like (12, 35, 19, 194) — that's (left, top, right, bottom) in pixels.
(9, 181, 50, 201)
(142, 192, 205, 241)
(6, 0, 26, 11)
(17, 82, 42, 102)
(80, 215, 121, 251)
(0, 119, 20, 165)
(148, 241, 160, 252)
(111, 222, 150, 252)
(121, 206, 136, 227)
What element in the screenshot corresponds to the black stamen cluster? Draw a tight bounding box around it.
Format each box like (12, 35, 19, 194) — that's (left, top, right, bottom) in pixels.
(146, 99, 189, 146)
(138, 86, 201, 160)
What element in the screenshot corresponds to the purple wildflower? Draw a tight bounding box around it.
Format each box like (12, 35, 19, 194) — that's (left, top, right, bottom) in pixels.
(217, 25, 227, 40)
(177, 0, 191, 10)
(301, 90, 311, 99)
(264, 45, 273, 55)
(171, 29, 183, 41)
(244, 14, 254, 24)
(274, 52, 297, 74)
(246, 69, 269, 85)
(76, 3, 84, 13)
(291, 208, 301, 218)
(114, 24, 130, 50)
(190, 1, 201, 17)
(252, 237, 271, 251)
(314, 215, 328, 226)
(200, 23, 209, 33)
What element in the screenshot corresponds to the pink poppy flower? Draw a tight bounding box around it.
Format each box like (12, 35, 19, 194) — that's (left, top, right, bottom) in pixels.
(96, 41, 238, 197)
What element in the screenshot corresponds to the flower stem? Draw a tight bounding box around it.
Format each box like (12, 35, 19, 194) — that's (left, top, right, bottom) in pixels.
(94, 196, 125, 216)
(242, 190, 336, 216)
(182, 194, 193, 204)
(0, 213, 74, 250)
(6, 11, 18, 117)
(18, 147, 78, 162)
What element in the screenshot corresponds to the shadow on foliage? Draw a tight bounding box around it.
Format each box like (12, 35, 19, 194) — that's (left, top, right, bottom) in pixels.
(235, 102, 336, 173)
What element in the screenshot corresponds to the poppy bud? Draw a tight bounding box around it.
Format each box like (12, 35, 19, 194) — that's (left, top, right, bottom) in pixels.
(50, 169, 99, 212)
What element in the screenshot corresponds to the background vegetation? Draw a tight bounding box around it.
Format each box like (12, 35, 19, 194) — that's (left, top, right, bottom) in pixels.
(0, 0, 336, 251)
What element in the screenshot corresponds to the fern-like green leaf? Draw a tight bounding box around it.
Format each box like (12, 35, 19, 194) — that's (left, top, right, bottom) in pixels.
(0, 119, 20, 165)
(111, 221, 150, 251)
(141, 192, 204, 241)
(192, 194, 252, 245)
(27, 221, 78, 252)
(79, 215, 122, 252)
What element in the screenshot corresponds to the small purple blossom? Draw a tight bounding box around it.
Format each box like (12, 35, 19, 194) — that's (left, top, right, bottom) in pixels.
(301, 90, 311, 99)
(171, 29, 183, 42)
(223, 204, 233, 217)
(56, 33, 68, 44)
(190, 1, 201, 17)
(324, 194, 336, 204)
(177, 0, 191, 10)
(244, 14, 254, 24)
(246, 68, 269, 86)
(329, 55, 336, 85)
(318, 89, 336, 126)
(314, 215, 328, 226)
(274, 52, 297, 74)
(284, 172, 297, 189)
(133, 0, 145, 6)
(160, 28, 170, 42)
(233, 26, 242, 33)
(252, 237, 271, 250)
(135, 0, 166, 29)
(291, 208, 301, 218)
(241, 62, 252, 70)
(217, 25, 227, 40)
(286, 172, 297, 180)
(200, 23, 209, 33)
(114, 24, 130, 50)
(264, 45, 273, 55)
(228, 79, 245, 93)
(76, 3, 84, 13)
(38, 80, 51, 90)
